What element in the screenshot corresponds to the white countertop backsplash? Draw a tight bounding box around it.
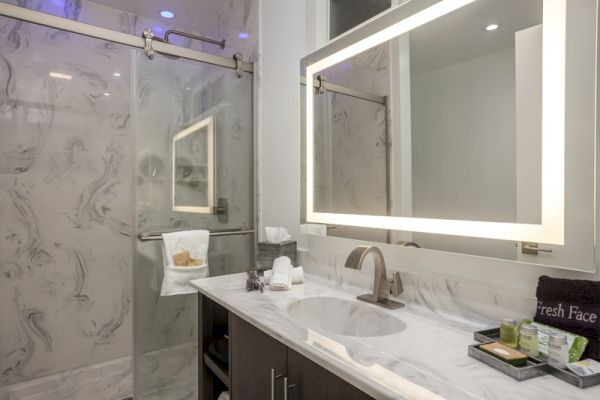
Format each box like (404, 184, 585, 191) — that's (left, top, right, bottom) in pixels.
(191, 267, 599, 400)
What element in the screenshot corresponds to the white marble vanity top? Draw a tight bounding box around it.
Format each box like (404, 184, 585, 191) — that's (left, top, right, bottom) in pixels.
(190, 273, 599, 400)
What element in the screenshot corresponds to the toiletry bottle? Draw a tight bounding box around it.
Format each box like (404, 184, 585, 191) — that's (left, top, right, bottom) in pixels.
(519, 324, 539, 357)
(548, 333, 569, 369)
(500, 318, 519, 348)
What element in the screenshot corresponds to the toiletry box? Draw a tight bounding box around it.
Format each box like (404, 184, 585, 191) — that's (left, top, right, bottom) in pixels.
(257, 240, 297, 270)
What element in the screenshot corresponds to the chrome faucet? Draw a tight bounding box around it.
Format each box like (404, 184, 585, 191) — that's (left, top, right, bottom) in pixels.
(344, 245, 404, 310)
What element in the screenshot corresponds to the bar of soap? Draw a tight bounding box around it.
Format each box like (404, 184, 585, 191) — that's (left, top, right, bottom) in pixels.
(480, 342, 528, 367)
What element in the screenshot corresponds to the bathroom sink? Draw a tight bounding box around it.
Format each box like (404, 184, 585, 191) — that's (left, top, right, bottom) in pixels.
(287, 296, 405, 337)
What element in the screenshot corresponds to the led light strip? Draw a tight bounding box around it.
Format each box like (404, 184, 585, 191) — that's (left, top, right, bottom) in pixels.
(305, 0, 566, 244)
(172, 115, 215, 214)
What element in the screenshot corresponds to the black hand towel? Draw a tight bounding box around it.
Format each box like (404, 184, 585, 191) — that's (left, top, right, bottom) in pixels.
(535, 275, 600, 360)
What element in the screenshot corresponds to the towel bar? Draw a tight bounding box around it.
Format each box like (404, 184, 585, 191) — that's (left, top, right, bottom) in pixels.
(137, 228, 254, 242)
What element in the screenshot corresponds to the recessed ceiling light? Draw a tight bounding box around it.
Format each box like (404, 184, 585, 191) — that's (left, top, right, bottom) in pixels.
(49, 72, 72, 80)
(113, 72, 121, 77)
(238, 32, 249, 39)
(103, 92, 111, 96)
(159, 10, 175, 19)
(485, 23, 500, 31)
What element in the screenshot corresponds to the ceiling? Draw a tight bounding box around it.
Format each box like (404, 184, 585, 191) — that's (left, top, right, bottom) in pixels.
(90, 0, 222, 33)
(409, 0, 543, 74)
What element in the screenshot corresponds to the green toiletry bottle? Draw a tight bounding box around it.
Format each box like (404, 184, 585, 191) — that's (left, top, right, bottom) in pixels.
(500, 318, 519, 349)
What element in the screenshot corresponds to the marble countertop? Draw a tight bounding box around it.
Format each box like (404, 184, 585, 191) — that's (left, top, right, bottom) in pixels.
(190, 273, 599, 400)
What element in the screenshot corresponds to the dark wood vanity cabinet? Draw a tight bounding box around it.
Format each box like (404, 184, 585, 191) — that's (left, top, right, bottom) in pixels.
(230, 313, 288, 400)
(286, 349, 373, 400)
(228, 313, 374, 400)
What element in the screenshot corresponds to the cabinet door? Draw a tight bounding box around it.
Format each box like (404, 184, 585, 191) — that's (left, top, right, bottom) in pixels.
(287, 349, 374, 400)
(230, 314, 288, 400)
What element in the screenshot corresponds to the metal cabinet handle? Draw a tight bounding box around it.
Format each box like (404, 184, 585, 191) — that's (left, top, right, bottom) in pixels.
(283, 377, 296, 400)
(271, 369, 283, 400)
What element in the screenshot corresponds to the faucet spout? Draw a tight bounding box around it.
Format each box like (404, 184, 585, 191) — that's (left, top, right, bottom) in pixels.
(344, 245, 404, 310)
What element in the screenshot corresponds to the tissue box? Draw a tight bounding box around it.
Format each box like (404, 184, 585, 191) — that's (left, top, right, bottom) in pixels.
(257, 240, 297, 270)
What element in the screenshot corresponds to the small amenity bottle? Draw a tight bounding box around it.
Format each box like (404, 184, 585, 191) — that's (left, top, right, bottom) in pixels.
(519, 324, 539, 357)
(500, 318, 519, 348)
(548, 333, 570, 369)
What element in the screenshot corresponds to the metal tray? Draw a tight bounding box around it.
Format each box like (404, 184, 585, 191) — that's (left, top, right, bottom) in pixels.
(468, 343, 547, 381)
(474, 327, 600, 388)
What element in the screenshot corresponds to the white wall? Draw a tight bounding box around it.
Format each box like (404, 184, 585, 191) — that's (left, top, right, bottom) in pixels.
(257, 0, 307, 241)
(258, 0, 600, 298)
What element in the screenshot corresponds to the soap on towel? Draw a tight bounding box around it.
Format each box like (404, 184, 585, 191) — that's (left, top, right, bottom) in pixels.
(161, 230, 209, 296)
(269, 256, 293, 291)
(479, 342, 528, 367)
(265, 266, 304, 285)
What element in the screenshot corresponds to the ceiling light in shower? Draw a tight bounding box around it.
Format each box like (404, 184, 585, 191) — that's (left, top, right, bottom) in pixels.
(113, 72, 121, 77)
(238, 32, 250, 39)
(485, 23, 500, 31)
(103, 92, 111, 96)
(49, 72, 72, 80)
(160, 10, 175, 19)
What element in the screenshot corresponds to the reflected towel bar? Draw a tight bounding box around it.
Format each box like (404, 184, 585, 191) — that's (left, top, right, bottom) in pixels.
(137, 228, 254, 242)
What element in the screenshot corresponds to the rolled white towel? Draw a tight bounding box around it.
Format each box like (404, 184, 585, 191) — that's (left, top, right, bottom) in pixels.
(264, 266, 304, 285)
(269, 256, 293, 291)
(217, 391, 230, 400)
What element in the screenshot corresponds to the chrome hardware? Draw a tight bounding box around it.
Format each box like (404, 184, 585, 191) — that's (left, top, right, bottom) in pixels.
(164, 29, 225, 49)
(316, 74, 326, 94)
(344, 245, 405, 310)
(271, 369, 283, 400)
(522, 242, 553, 255)
(283, 377, 296, 400)
(396, 240, 421, 248)
(234, 52, 245, 78)
(142, 28, 155, 59)
(137, 228, 254, 242)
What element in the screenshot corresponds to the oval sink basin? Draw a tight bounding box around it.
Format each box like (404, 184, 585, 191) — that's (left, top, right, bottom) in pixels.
(287, 296, 405, 337)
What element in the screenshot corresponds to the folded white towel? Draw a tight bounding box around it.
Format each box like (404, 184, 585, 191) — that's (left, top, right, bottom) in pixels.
(161, 230, 210, 296)
(300, 223, 327, 236)
(264, 266, 304, 285)
(217, 391, 230, 400)
(269, 256, 293, 291)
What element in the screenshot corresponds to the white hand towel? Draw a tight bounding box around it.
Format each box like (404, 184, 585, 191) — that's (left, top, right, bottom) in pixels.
(161, 230, 210, 296)
(217, 392, 230, 400)
(269, 256, 293, 291)
(264, 266, 305, 285)
(300, 223, 327, 236)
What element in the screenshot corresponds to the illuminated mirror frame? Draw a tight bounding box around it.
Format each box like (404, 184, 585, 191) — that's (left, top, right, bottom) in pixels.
(172, 115, 215, 213)
(304, 0, 566, 244)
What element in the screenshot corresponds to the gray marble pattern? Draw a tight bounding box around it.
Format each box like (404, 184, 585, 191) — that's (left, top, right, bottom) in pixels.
(192, 272, 599, 400)
(0, 0, 258, 398)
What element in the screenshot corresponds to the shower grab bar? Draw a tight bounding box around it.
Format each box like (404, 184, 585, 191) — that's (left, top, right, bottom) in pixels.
(137, 228, 254, 242)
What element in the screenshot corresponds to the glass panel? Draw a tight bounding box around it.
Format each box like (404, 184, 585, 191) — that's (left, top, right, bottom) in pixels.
(133, 51, 253, 398)
(0, 14, 133, 387)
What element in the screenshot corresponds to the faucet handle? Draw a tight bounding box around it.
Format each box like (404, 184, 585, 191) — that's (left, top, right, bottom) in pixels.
(389, 271, 403, 297)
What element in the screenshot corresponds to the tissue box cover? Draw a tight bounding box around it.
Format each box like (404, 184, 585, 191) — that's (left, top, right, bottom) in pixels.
(257, 241, 297, 270)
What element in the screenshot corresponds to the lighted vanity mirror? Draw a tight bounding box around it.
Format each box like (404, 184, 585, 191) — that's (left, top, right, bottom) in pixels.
(300, 0, 598, 271)
(172, 115, 215, 213)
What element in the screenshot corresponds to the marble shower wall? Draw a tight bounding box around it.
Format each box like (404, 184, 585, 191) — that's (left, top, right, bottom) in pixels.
(0, 0, 258, 396)
(0, 11, 133, 388)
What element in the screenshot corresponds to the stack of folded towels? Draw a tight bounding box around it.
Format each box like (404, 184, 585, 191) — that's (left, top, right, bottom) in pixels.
(265, 256, 304, 291)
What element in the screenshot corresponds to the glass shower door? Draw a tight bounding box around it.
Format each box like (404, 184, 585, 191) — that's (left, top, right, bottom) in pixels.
(133, 51, 253, 399)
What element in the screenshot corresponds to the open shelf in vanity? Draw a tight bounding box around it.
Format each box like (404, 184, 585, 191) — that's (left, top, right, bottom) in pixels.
(199, 295, 231, 399)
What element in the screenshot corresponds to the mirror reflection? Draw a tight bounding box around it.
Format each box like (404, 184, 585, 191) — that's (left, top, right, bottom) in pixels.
(301, 0, 597, 271)
(172, 115, 215, 213)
